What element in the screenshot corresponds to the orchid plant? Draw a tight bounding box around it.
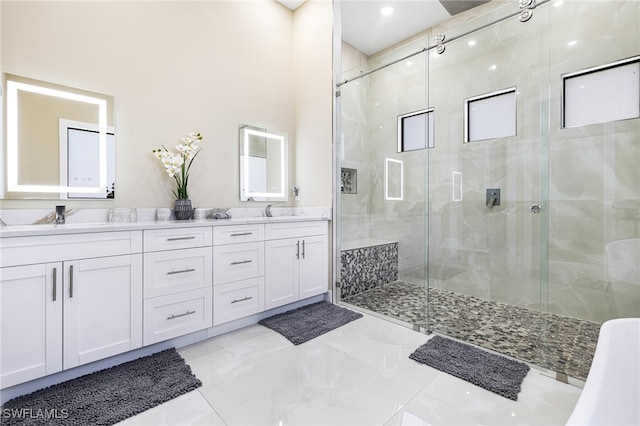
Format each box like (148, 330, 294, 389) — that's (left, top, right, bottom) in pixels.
(152, 132, 203, 200)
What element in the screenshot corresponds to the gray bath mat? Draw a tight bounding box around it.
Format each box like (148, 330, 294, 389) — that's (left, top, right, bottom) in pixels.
(1, 348, 201, 425)
(260, 301, 363, 345)
(410, 335, 530, 400)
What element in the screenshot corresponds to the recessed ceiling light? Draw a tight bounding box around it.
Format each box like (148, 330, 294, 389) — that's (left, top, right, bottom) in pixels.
(406, 61, 413, 66)
(468, 40, 476, 47)
(553, 0, 564, 7)
(380, 6, 394, 16)
(567, 40, 577, 46)
(489, 64, 497, 70)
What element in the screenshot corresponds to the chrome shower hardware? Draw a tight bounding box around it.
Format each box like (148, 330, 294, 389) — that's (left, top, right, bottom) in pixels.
(519, 0, 536, 22)
(435, 33, 446, 55)
(486, 189, 501, 208)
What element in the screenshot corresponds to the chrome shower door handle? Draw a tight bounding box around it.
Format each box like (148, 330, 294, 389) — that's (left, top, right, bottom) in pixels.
(530, 204, 542, 214)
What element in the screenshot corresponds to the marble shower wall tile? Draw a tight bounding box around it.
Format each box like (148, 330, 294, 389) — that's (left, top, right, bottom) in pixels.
(548, 200, 605, 265)
(604, 279, 640, 321)
(550, 132, 640, 201)
(340, 69, 372, 245)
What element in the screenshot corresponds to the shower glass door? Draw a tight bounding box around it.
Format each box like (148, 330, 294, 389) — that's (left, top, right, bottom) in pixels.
(336, 0, 638, 382)
(425, 3, 550, 372)
(337, 37, 430, 330)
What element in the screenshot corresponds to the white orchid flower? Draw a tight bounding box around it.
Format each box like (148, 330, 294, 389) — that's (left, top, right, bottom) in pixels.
(152, 132, 203, 199)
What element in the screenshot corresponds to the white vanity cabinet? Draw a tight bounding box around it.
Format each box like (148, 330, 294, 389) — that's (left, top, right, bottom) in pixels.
(213, 224, 265, 325)
(0, 232, 143, 389)
(142, 227, 213, 345)
(264, 221, 328, 309)
(0, 264, 61, 388)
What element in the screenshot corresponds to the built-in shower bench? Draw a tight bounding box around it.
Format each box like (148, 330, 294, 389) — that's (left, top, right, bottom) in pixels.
(340, 238, 398, 298)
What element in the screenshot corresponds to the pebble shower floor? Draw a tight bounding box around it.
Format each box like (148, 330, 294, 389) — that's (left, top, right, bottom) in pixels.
(342, 281, 600, 381)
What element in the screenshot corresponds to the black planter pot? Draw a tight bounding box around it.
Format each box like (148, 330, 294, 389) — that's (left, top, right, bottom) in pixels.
(174, 199, 193, 220)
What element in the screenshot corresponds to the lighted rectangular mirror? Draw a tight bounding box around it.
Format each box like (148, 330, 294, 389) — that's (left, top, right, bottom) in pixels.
(2, 74, 115, 199)
(239, 125, 288, 202)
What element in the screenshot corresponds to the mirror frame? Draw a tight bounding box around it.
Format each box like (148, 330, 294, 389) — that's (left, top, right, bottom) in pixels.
(5, 77, 109, 195)
(239, 126, 288, 202)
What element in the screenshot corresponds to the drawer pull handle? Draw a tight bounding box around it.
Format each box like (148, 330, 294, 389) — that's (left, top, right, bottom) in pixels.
(230, 232, 253, 237)
(167, 268, 196, 275)
(69, 265, 74, 298)
(166, 236, 197, 241)
(52, 267, 57, 302)
(230, 260, 252, 266)
(167, 310, 196, 320)
(231, 296, 253, 304)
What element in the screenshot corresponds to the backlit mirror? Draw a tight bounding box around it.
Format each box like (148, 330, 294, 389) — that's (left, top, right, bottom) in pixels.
(239, 125, 287, 202)
(2, 74, 115, 199)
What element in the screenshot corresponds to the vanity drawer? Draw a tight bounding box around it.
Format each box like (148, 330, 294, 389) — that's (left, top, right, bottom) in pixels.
(264, 221, 328, 240)
(144, 247, 212, 298)
(213, 242, 264, 285)
(213, 277, 265, 325)
(0, 231, 142, 267)
(143, 227, 212, 252)
(143, 288, 212, 345)
(213, 224, 264, 246)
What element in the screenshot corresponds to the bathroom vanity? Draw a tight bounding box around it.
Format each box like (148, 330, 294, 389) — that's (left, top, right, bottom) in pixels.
(0, 216, 329, 390)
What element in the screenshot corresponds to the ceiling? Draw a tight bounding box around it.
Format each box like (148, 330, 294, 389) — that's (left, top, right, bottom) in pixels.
(340, 1, 453, 56)
(278, 0, 481, 56)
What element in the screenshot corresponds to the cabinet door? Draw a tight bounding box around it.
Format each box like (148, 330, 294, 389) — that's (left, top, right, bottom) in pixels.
(0, 264, 62, 388)
(63, 254, 142, 369)
(298, 235, 328, 300)
(265, 238, 299, 309)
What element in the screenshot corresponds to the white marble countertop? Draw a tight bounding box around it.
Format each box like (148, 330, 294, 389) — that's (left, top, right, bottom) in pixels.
(0, 208, 331, 238)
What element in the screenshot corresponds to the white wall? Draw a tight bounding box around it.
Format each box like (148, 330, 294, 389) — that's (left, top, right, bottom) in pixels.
(292, 0, 333, 207)
(1, 0, 332, 209)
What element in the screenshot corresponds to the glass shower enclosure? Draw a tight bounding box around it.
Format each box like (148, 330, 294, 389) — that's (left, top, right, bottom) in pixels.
(335, 0, 639, 382)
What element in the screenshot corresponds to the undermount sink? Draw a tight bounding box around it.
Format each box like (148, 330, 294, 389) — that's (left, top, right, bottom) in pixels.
(239, 215, 308, 223)
(57, 222, 113, 227)
(265, 216, 308, 222)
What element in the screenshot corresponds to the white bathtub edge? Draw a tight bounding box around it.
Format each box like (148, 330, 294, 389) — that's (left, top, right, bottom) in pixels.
(566, 317, 640, 426)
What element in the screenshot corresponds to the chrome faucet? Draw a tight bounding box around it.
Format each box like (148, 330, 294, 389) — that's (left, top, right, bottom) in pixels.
(265, 204, 273, 217)
(55, 205, 66, 224)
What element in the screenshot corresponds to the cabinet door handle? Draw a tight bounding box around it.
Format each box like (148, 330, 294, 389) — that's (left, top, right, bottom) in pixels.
(52, 267, 57, 302)
(230, 260, 252, 266)
(296, 240, 300, 259)
(166, 236, 196, 241)
(69, 265, 74, 298)
(302, 240, 306, 259)
(167, 310, 196, 320)
(166, 268, 196, 275)
(231, 296, 253, 304)
(230, 232, 252, 237)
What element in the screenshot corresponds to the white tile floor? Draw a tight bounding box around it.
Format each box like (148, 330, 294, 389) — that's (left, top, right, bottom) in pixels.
(119, 312, 582, 426)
